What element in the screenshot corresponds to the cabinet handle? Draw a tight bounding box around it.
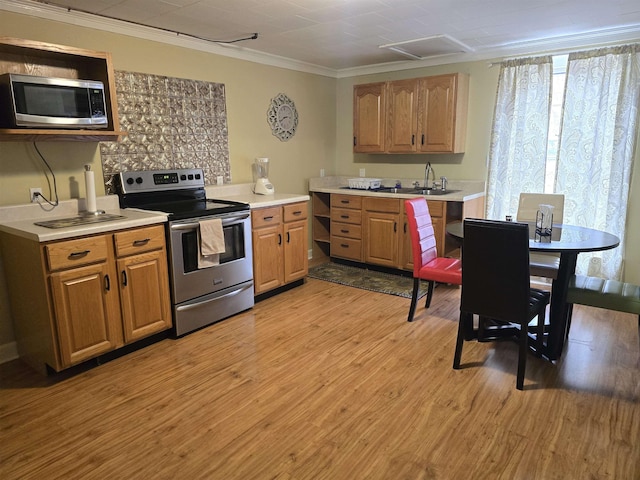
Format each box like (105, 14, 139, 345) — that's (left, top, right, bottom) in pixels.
(121, 270, 128, 286)
(278, 234, 282, 245)
(353, 136, 357, 146)
(404, 222, 407, 233)
(421, 134, 425, 145)
(340, 215, 349, 219)
(292, 211, 302, 215)
(340, 200, 350, 204)
(263, 215, 274, 221)
(287, 232, 290, 243)
(340, 229, 349, 233)
(411, 134, 415, 145)
(341, 244, 349, 248)
(132, 238, 150, 246)
(394, 222, 397, 233)
(68, 250, 90, 259)
(104, 274, 111, 291)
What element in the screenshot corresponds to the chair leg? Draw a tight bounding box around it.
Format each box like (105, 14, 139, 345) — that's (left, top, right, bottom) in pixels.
(516, 322, 528, 390)
(407, 278, 421, 322)
(425, 280, 435, 308)
(536, 309, 546, 355)
(566, 304, 574, 340)
(453, 312, 467, 369)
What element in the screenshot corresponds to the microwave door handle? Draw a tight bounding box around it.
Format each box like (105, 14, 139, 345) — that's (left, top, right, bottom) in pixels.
(170, 214, 250, 231)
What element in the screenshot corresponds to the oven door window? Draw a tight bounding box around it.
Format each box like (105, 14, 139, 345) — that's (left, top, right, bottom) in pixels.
(182, 222, 245, 273)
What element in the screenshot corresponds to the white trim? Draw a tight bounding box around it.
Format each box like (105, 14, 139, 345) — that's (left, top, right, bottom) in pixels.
(2, 0, 640, 79)
(0, 341, 19, 364)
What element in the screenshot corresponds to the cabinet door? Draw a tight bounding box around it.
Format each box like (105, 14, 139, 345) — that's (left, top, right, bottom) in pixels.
(283, 219, 308, 284)
(364, 212, 399, 267)
(387, 79, 419, 153)
(252, 225, 284, 294)
(118, 250, 172, 343)
(49, 262, 121, 367)
(353, 82, 386, 153)
(418, 74, 457, 153)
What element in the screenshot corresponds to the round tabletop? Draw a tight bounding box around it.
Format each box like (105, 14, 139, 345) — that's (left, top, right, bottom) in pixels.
(446, 221, 620, 254)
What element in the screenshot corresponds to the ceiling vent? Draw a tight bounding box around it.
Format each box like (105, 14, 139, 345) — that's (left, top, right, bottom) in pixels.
(379, 34, 474, 60)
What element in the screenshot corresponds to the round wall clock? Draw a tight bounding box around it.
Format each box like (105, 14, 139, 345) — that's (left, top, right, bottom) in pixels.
(267, 93, 298, 141)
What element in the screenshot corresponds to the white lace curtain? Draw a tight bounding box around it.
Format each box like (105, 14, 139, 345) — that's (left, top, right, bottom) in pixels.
(487, 45, 640, 280)
(486, 56, 553, 221)
(555, 45, 640, 279)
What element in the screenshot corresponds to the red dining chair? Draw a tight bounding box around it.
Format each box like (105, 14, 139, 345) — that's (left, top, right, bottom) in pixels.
(405, 198, 462, 322)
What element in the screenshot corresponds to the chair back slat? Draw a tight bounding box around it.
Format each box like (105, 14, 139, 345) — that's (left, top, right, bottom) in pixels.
(405, 198, 437, 277)
(461, 219, 531, 322)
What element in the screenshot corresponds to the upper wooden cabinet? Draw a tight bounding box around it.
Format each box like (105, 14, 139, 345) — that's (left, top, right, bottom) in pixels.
(353, 82, 386, 153)
(0, 37, 125, 142)
(353, 73, 469, 154)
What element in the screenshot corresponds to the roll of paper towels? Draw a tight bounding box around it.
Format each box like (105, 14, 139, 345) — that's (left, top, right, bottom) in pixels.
(84, 164, 97, 213)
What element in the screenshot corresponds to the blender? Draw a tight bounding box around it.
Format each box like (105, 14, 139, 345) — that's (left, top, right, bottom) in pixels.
(253, 157, 275, 195)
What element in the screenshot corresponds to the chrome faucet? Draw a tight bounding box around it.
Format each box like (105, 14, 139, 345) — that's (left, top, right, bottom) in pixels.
(424, 162, 435, 189)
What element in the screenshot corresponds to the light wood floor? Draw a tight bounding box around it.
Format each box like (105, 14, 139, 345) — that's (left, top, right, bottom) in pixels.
(1, 278, 639, 479)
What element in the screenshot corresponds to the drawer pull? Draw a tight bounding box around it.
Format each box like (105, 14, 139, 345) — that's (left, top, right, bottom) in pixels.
(132, 238, 150, 246)
(340, 200, 350, 204)
(341, 244, 349, 248)
(340, 215, 349, 219)
(263, 215, 274, 221)
(340, 229, 349, 233)
(68, 250, 90, 259)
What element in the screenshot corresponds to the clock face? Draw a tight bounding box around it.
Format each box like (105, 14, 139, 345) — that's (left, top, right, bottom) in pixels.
(267, 93, 298, 141)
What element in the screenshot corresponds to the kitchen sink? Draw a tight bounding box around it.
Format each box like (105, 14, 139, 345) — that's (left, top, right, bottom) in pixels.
(373, 187, 461, 196)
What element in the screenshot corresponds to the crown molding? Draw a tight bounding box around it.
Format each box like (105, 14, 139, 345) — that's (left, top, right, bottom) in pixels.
(2, 0, 639, 80)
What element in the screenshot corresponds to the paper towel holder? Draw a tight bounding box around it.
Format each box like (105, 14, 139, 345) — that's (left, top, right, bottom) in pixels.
(82, 164, 105, 216)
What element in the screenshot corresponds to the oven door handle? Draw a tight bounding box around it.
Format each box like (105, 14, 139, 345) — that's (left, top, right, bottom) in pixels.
(175, 283, 253, 312)
(170, 214, 250, 231)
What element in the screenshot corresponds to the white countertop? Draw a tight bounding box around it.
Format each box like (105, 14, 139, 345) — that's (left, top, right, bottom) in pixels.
(308, 176, 485, 202)
(0, 195, 168, 242)
(0, 184, 310, 242)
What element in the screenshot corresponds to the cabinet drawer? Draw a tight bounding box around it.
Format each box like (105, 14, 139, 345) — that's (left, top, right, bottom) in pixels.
(363, 197, 400, 213)
(114, 225, 165, 257)
(45, 236, 109, 271)
(283, 202, 308, 222)
(331, 194, 362, 209)
(426, 200, 444, 218)
(330, 221, 362, 239)
(252, 206, 282, 229)
(331, 208, 362, 225)
(331, 236, 362, 261)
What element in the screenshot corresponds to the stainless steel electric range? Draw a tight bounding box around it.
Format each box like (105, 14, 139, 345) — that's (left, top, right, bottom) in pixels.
(115, 168, 254, 336)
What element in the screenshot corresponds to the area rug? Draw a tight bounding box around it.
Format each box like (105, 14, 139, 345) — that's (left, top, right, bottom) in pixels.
(307, 262, 428, 299)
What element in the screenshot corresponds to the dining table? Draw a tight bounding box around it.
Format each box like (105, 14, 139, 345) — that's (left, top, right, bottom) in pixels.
(446, 221, 620, 360)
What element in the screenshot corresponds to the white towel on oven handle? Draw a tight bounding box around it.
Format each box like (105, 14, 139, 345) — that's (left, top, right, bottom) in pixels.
(197, 218, 225, 269)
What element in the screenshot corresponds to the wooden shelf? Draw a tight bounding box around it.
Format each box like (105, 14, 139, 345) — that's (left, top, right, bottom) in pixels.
(0, 37, 124, 142)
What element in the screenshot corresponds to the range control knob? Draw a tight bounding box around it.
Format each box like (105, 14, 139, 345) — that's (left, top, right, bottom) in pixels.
(126, 177, 134, 185)
(135, 177, 143, 184)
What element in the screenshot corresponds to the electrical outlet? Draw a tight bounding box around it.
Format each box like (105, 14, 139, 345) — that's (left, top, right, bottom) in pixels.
(30, 187, 42, 203)
(216, 175, 224, 185)
(359, 168, 365, 177)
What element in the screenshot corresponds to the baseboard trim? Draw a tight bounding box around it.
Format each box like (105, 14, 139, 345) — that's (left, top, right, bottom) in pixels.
(0, 341, 18, 364)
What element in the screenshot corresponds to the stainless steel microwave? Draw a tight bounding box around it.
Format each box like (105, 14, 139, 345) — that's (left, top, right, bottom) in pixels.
(0, 73, 108, 129)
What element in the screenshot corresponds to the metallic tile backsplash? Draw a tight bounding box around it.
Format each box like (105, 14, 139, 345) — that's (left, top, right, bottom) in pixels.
(100, 71, 230, 193)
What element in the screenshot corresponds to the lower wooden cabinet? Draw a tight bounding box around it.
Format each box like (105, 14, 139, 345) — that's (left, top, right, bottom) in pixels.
(363, 197, 400, 268)
(252, 201, 309, 295)
(0, 224, 171, 373)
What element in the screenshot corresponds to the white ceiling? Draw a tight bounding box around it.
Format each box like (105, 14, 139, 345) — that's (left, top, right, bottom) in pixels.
(13, 0, 640, 74)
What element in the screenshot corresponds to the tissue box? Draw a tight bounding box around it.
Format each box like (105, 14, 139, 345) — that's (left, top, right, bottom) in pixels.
(348, 178, 382, 190)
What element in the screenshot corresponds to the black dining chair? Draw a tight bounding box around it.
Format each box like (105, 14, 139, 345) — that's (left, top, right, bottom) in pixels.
(453, 218, 551, 390)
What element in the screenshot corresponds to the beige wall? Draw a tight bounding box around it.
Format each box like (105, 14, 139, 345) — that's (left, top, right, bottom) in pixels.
(1, 11, 639, 352)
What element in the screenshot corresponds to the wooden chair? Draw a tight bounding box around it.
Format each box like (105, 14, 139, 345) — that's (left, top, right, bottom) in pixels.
(404, 198, 462, 322)
(453, 218, 550, 390)
(517, 193, 565, 279)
